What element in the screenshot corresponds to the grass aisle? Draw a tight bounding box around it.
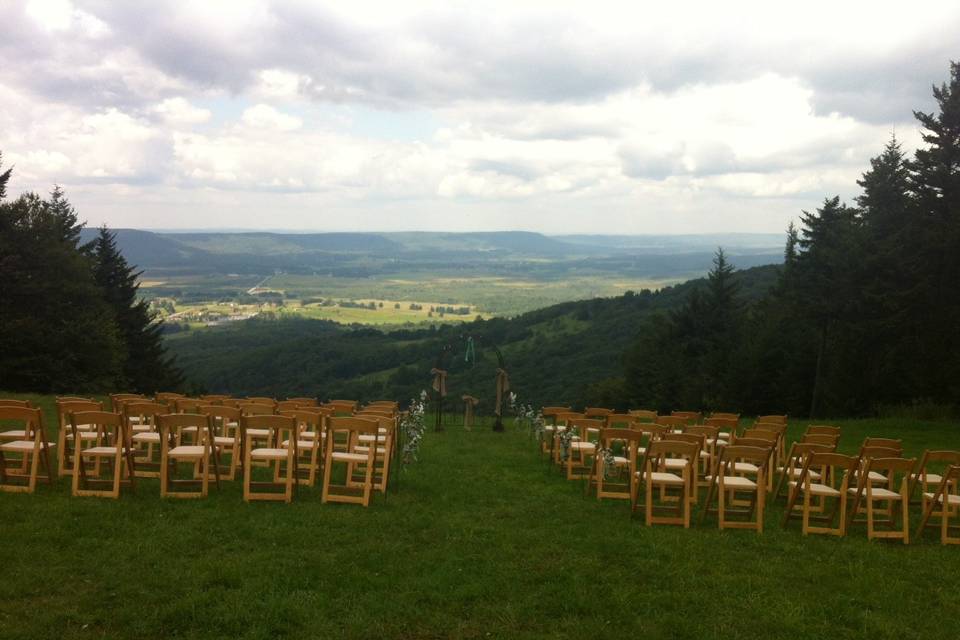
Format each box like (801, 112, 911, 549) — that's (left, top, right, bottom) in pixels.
(1, 409, 959, 639)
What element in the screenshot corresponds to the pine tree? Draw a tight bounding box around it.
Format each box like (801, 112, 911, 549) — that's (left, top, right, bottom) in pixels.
(0, 152, 11, 200)
(92, 226, 184, 393)
(0, 187, 123, 391)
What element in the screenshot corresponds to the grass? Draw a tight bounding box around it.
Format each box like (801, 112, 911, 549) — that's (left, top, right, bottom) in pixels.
(2, 395, 960, 639)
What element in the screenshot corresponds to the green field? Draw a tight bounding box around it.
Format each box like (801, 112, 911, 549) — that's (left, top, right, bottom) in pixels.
(1, 394, 958, 639)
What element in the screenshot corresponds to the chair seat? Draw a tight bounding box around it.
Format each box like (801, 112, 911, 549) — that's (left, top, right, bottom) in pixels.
(331, 451, 371, 463)
(0, 440, 53, 451)
(132, 432, 160, 443)
(178, 426, 198, 433)
(645, 471, 686, 485)
(301, 431, 325, 439)
(913, 473, 943, 484)
(706, 475, 758, 489)
(718, 432, 731, 439)
(570, 442, 596, 451)
(354, 445, 388, 455)
(789, 480, 841, 497)
(358, 434, 387, 443)
(778, 467, 822, 480)
(66, 431, 100, 440)
(131, 425, 153, 433)
(853, 470, 888, 482)
(247, 428, 270, 437)
(81, 446, 131, 455)
(213, 436, 236, 445)
(281, 439, 317, 449)
(612, 456, 629, 464)
(251, 447, 289, 460)
(924, 491, 960, 505)
(734, 462, 759, 473)
(168, 445, 208, 457)
(663, 458, 691, 470)
(849, 486, 902, 500)
(0, 430, 27, 439)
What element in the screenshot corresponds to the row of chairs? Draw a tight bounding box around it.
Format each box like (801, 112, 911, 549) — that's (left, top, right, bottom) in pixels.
(536, 408, 959, 544)
(0, 396, 402, 507)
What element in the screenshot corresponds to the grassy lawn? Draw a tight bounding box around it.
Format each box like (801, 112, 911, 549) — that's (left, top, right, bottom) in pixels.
(1, 395, 959, 639)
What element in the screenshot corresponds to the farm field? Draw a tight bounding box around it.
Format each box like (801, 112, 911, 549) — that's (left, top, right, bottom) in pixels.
(1, 393, 959, 639)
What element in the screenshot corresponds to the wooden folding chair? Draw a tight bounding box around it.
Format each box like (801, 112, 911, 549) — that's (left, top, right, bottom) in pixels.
(735, 429, 779, 491)
(277, 409, 325, 486)
(628, 409, 658, 423)
(0, 406, 54, 493)
(155, 392, 186, 403)
(325, 400, 358, 415)
(352, 414, 394, 493)
(0, 399, 32, 408)
(199, 394, 232, 405)
(671, 411, 701, 425)
(591, 427, 643, 501)
(782, 451, 858, 537)
(705, 416, 738, 441)
(686, 425, 722, 484)
(124, 401, 169, 478)
(773, 441, 835, 502)
(70, 411, 136, 498)
(242, 414, 297, 503)
(701, 445, 770, 533)
(55, 399, 103, 478)
(916, 465, 960, 545)
(239, 402, 278, 467)
(109, 394, 144, 411)
(584, 407, 614, 420)
(634, 440, 699, 528)
(565, 418, 604, 480)
(540, 406, 571, 456)
(551, 411, 584, 465)
(322, 416, 379, 507)
(909, 450, 960, 509)
(847, 457, 916, 544)
(805, 425, 841, 438)
(756, 414, 787, 425)
(157, 413, 220, 498)
(198, 405, 242, 481)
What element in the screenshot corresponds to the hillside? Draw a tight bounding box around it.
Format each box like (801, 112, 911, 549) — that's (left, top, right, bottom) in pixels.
(167, 264, 781, 408)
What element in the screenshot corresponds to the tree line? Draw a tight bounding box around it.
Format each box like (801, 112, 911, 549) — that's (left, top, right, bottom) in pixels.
(0, 158, 183, 393)
(621, 61, 960, 418)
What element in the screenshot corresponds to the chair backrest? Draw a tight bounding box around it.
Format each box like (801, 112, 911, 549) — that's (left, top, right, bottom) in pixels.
(584, 407, 614, 419)
(286, 397, 319, 407)
(604, 413, 638, 428)
(276, 400, 302, 412)
(364, 400, 397, 409)
(70, 410, 124, 446)
(542, 406, 571, 421)
(733, 437, 777, 451)
(568, 418, 605, 439)
(325, 400, 358, 415)
(685, 424, 720, 440)
(155, 392, 185, 403)
(198, 405, 242, 434)
(671, 411, 702, 425)
(705, 416, 738, 431)
(554, 411, 584, 425)
(710, 412, 740, 421)
(174, 398, 204, 413)
(57, 399, 103, 429)
(199, 394, 232, 405)
(240, 414, 297, 443)
(646, 439, 700, 464)
(628, 409, 658, 422)
(157, 413, 215, 444)
(56, 396, 94, 403)
(245, 397, 277, 406)
(741, 427, 781, 442)
(0, 399, 32, 408)
(862, 437, 902, 453)
(717, 445, 770, 473)
(109, 393, 144, 411)
(805, 451, 859, 484)
(122, 401, 169, 429)
(656, 415, 687, 430)
(0, 406, 44, 439)
(757, 415, 787, 425)
(238, 402, 276, 416)
(858, 457, 916, 489)
(805, 425, 840, 437)
(801, 433, 839, 446)
(279, 409, 326, 436)
(662, 432, 705, 450)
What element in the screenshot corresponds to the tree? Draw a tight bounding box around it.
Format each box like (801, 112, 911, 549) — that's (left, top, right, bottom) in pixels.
(0, 152, 11, 199)
(92, 226, 184, 392)
(0, 186, 122, 392)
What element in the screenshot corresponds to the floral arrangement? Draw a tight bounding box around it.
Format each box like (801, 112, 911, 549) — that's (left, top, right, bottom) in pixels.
(400, 390, 428, 466)
(509, 392, 544, 440)
(596, 445, 618, 479)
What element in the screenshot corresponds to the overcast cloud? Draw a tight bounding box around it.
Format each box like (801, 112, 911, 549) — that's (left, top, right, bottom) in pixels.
(1, 0, 956, 233)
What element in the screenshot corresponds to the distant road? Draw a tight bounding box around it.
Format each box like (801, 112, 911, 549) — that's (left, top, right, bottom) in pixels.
(247, 275, 271, 294)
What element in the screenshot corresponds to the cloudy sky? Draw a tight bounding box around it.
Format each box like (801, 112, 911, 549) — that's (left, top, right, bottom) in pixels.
(1, 1, 956, 233)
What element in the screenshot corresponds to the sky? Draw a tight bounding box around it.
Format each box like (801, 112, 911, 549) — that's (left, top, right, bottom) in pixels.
(0, 0, 957, 234)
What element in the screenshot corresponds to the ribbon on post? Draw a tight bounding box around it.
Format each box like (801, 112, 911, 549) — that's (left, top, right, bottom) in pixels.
(462, 395, 480, 430)
(494, 368, 510, 416)
(430, 368, 448, 397)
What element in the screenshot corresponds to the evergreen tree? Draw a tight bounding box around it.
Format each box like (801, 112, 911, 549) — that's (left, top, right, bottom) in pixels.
(0, 186, 122, 391)
(0, 152, 11, 200)
(92, 226, 184, 393)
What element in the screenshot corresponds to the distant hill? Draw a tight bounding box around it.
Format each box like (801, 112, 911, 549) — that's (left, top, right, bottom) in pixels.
(167, 263, 782, 407)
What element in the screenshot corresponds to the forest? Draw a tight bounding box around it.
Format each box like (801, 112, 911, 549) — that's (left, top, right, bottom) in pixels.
(2, 61, 958, 419)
